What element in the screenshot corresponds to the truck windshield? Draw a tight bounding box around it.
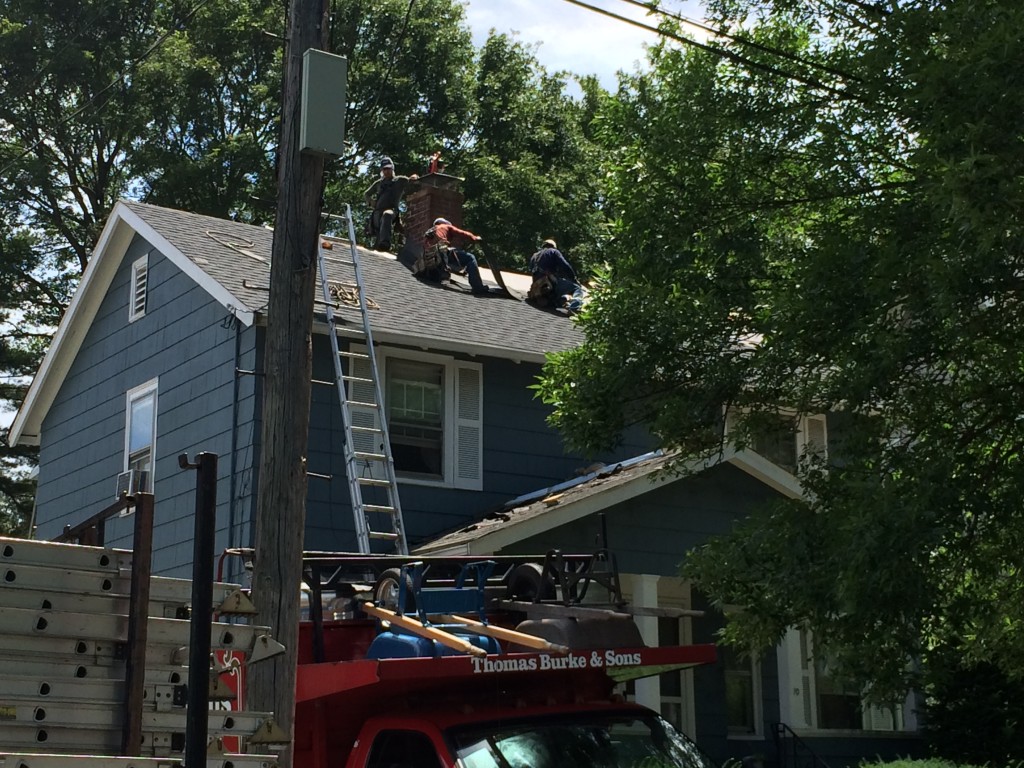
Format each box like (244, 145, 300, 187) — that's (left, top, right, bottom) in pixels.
(449, 712, 717, 768)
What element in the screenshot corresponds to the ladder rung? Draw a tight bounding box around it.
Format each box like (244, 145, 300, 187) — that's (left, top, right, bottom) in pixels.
(317, 208, 407, 557)
(354, 451, 388, 461)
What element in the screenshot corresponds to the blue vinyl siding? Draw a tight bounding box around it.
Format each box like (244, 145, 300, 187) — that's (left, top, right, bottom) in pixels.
(303, 338, 654, 552)
(34, 235, 258, 579)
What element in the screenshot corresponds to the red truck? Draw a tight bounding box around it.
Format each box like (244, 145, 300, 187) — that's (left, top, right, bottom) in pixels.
(276, 552, 720, 768)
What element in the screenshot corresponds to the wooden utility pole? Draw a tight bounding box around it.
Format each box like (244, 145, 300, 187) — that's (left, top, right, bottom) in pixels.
(248, 0, 329, 764)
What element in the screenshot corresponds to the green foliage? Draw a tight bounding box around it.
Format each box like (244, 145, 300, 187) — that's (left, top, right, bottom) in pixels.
(0, 0, 486, 516)
(537, 0, 1024, 704)
(323, 0, 477, 221)
(459, 34, 608, 272)
(920, 647, 1024, 766)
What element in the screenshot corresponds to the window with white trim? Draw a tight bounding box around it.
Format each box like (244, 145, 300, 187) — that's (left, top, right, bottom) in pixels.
(124, 379, 157, 492)
(347, 346, 483, 490)
(129, 254, 149, 321)
(779, 627, 907, 732)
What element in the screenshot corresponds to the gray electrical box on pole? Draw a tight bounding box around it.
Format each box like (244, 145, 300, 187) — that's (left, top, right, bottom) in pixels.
(300, 49, 347, 157)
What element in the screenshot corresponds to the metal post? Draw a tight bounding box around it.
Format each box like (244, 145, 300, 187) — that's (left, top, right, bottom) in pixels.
(121, 491, 154, 755)
(181, 452, 218, 768)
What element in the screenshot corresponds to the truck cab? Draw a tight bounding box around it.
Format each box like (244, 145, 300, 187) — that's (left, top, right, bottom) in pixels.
(349, 705, 714, 768)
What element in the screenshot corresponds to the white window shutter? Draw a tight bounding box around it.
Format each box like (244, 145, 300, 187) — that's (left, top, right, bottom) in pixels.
(453, 363, 483, 490)
(802, 414, 828, 462)
(346, 345, 386, 481)
(863, 702, 900, 731)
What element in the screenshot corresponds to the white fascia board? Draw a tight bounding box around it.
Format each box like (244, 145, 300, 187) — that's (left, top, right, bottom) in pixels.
(9, 202, 256, 447)
(118, 205, 255, 327)
(8, 204, 136, 446)
(725, 449, 805, 499)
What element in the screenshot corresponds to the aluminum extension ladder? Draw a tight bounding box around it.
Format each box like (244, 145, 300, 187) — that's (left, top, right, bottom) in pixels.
(315, 205, 408, 555)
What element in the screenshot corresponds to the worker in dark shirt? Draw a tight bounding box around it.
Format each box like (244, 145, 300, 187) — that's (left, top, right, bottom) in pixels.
(363, 156, 418, 251)
(528, 239, 584, 312)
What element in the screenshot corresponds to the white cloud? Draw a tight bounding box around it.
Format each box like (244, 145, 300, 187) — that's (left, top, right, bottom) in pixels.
(463, 0, 708, 89)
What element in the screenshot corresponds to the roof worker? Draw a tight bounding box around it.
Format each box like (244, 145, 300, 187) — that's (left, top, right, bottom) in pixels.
(528, 239, 584, 313)
(418, 218, 490, 295)
(363, 156, 418, 252)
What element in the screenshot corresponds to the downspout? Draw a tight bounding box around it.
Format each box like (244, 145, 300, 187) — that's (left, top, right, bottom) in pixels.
(227, 319, 242, 583)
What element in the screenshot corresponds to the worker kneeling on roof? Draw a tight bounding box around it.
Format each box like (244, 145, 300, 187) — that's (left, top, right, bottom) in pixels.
(416, 218, 489, 295)
(528, 239, 585, 313)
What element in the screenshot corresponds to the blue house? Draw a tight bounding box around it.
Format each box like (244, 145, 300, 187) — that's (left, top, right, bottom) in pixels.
(8, 199, 922, 767)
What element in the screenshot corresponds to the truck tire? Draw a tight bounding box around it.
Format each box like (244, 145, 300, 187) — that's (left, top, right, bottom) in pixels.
(506, 562, 556, 602)
(373, 567, 415, 613)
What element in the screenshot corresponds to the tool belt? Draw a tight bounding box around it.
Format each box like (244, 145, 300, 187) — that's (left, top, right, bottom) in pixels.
(413, 243, 452, 281)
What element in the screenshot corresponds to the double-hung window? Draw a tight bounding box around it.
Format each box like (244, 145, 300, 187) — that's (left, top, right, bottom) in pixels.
(124, 379, 157, 492)
(722, 644, 762, 737)
(347, 346, 483, 490)
(779, 627, 908, 732)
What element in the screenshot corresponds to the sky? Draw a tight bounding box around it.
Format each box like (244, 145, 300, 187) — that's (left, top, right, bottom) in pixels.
(462, 0, 708, 90)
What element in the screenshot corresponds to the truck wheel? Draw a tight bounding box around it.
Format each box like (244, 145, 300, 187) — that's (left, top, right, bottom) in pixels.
(506, 562, 556, 602)
(373, 568, 415, 613)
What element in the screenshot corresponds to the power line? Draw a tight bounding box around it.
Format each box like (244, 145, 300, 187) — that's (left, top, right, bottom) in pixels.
(558, 0, 855, 100)
(613, 0, 861, 83)
(352, 0, 417, 151)
(0, 0, 216, 178)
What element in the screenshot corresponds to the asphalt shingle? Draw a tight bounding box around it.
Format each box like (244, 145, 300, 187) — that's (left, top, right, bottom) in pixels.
(125, 201, 583, 360)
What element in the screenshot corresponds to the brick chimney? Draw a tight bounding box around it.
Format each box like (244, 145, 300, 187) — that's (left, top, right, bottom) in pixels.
(398, 172, 465, 266)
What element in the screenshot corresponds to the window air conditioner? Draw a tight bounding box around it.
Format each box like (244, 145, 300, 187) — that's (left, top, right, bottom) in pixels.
(115, 469, 150, 499)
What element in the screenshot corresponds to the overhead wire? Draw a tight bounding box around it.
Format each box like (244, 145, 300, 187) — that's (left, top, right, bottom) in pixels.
(557, 0, 856, 99)
(351, 0, 417, 152)
(612, 0, 862, 83)
(0, 0, 216, 178)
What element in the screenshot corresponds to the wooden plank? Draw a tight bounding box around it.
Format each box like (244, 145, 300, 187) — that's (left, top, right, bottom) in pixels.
(0, 562, 241, 616)
(437, 614, 569, 655)
(0, 677, 185, 710)
(0, 753, 278, 768)
(361, 603, 486, 657)
(0, 538, 131, 574)
(0, 607, 269, 654)
(0, 706, 271, 736)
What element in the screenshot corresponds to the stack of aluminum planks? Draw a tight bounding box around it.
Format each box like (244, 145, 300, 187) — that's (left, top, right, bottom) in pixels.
(0, 536, 281, 768)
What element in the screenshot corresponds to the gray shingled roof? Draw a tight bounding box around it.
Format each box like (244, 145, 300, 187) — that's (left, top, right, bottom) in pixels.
(125, 201, 583, 361)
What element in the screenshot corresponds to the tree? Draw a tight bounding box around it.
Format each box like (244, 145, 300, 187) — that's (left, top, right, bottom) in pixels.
(0, 0, 482, 512)
(458, 33, 609, 271)
(322, 0, 477, 227)
(538, 0, 1024, 704)
(0, 0, 286, 519)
